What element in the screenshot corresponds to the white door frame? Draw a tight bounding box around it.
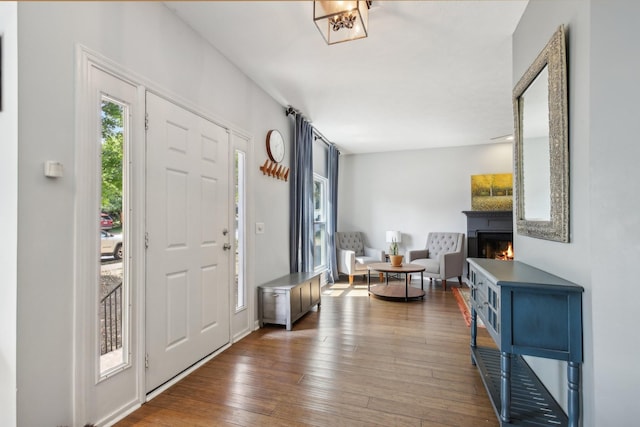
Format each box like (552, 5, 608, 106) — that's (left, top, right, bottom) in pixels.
(74, 46, 254, 425)
(73, 47, 147, 426)
(229, 131, 257, 343)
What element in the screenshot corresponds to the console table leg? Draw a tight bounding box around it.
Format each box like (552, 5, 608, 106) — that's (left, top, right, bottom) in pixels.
(568, 361, 581, 427)
(470, 283, 478, 363)
(470, 308, 477, 365)
(500, 352, 511, 423)
(367, 270, 371, 294)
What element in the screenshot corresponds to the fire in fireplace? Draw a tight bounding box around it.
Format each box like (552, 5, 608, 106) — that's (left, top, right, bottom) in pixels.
(496, 242, 514, 260)
(477, 232, 514, 260)
(463, 210, 514, 262)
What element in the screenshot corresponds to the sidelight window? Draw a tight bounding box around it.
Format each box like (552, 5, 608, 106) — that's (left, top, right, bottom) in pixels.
(99, 97, 129, 376)
(234, 149, 247, 311)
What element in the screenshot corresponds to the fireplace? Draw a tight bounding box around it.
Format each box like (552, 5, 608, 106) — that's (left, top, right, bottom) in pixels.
(478, 232, 514, 260)
(462, 211, 514, 261)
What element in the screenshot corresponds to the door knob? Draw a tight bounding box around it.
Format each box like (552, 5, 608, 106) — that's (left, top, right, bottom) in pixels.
(223, 243, 232, 251)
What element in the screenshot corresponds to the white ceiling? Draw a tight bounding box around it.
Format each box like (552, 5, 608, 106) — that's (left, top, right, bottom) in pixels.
(166, 1, 528, 154)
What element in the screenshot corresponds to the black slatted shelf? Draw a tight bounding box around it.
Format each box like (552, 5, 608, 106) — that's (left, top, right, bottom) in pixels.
(472, 346, 568, 426)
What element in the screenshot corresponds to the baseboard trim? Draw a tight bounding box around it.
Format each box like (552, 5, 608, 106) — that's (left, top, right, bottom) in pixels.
(233, 327, 253, 343)
(146, 342, 232, 402)
(99, 400, 141, 427)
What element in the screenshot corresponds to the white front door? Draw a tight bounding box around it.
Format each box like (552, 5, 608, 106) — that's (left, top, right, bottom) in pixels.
(145, 92, 231, 393)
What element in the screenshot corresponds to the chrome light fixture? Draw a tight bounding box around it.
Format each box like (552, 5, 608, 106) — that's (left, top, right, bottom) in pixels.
(313, 1, 370, 45)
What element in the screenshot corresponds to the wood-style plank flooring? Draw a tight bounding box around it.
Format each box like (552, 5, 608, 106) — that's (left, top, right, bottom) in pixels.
(117, 278, 498, 427)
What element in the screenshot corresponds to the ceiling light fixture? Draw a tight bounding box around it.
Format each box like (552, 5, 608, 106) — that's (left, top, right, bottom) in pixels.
(313, 1, 370, 45)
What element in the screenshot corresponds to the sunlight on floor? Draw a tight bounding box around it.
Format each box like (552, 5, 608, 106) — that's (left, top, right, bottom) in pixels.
(345, 289, 369, 297)
(325, 283, 370, 297)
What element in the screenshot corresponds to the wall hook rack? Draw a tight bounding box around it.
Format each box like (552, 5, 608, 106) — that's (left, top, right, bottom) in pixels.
(260, 159, 289, 182)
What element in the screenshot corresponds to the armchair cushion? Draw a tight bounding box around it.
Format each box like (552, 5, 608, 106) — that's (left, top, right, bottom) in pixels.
(409, 258, 440, 275)
(355, 256, 379, 265)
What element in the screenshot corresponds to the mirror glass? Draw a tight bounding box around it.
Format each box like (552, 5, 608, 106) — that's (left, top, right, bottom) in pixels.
(521, 66, 551, 220)
(513, 25, 569, 242)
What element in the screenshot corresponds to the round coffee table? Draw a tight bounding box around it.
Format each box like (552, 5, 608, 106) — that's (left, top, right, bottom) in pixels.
(367, 262, 426, 301)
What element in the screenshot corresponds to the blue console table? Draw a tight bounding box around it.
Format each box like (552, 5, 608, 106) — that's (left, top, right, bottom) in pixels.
(467, 258, 584, 427)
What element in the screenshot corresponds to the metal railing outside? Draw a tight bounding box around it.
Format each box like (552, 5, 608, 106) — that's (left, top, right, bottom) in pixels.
(100, 281, 122, 355)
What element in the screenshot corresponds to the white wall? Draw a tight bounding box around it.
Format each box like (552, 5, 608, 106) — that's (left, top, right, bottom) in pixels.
(338, 143, 513, 254)
(513, 1, 594, 421)
(589, 0, 640, 424)
(0, 3, 18, 426)
(514, 1, 640, 425)
(16, 2, 291, 425)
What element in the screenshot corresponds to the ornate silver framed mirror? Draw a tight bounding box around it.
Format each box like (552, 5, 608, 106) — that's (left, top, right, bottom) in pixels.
(513, 25, 569, 242)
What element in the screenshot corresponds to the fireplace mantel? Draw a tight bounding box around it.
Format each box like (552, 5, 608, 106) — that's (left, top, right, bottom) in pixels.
(462, 210, 513, 237)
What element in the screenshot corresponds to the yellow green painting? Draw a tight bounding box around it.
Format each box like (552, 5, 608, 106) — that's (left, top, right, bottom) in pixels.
(471, 173, 513, 211)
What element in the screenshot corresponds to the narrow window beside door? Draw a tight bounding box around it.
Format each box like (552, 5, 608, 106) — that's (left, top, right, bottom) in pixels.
(234, 149, 246, 311)
(99, 97, 130, 376)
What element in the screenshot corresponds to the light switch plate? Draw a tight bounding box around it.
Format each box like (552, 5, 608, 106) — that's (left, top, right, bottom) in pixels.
(256, 222, 265, 234)
(44, 161, 64, 178)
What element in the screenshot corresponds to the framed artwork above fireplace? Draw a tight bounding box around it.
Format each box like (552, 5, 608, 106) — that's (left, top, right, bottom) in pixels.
(470, 173, 513, 211)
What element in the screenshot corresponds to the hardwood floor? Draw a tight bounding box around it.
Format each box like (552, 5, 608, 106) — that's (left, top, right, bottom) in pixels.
(117, 278, 498, 427)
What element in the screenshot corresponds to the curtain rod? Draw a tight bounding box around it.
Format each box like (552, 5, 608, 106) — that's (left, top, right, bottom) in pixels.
(285, 105, 339, 152)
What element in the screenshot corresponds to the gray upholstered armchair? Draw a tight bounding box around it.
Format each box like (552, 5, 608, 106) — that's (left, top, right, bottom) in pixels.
(406, 232, 465, 290)
(335, 231, 385, 284)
